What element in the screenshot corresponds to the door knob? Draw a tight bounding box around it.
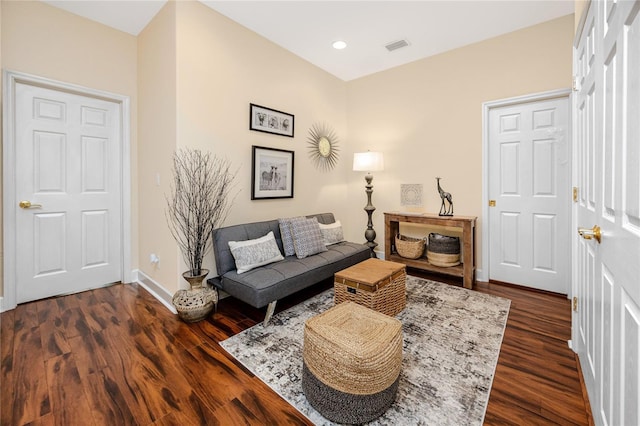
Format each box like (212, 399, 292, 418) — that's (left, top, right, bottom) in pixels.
(578, 225, 601, 243)
(19, 200, 43, 209)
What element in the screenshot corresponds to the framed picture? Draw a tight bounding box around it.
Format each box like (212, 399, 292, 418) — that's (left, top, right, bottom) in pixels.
(249, 103, 295, 137)
(251, 146, 295, 199)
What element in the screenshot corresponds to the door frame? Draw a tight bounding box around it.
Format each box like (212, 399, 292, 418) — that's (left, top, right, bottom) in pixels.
(481, 88, 572, 286)
(2, 70, 132, 311)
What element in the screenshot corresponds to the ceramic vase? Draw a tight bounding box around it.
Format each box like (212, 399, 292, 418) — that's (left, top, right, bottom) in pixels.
(172, 269, 217, 323)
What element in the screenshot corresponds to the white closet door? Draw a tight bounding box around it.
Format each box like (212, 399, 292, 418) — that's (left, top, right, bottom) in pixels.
(574, 2, 640, 425)
(488, 97, 571, 293)
(14, 82, 122, 303)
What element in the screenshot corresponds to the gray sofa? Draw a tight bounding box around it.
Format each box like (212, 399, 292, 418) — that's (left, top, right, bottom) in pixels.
(207, 213, 370, 325)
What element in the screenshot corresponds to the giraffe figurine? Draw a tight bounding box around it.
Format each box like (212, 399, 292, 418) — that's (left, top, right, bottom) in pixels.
(436, 177, 454, 216)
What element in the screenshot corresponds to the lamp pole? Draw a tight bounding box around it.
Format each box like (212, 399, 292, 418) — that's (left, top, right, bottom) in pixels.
(363, 172, 377, 257)
(353, 151, 383, 258)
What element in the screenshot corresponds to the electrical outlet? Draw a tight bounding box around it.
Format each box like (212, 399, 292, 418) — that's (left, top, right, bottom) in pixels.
(150, 253, 160, 264)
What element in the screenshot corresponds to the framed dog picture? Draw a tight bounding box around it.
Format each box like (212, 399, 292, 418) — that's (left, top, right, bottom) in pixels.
(249, 104, 294, 137)
(251, 146, 294, 199)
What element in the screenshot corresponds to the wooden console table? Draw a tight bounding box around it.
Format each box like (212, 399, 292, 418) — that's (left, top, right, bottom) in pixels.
(384, 212, 477, 289)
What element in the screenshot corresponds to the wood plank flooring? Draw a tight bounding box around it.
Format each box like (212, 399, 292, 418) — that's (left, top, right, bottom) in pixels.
(1, 274, 591, 425)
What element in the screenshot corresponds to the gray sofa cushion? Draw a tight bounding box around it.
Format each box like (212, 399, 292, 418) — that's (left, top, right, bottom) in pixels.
(218, 242, 370, 308)
(210, 213, 370, 309)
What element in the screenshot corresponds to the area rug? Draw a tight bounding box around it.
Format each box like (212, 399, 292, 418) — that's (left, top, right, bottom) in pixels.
(220, 276, 510, 425)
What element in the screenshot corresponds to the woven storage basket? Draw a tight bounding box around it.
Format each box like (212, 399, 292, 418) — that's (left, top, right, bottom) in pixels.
(395, 234, 425, 259)
(427, 233, 461, 267)
(303, 301, 403, 396)
(334, 259, 406, 317)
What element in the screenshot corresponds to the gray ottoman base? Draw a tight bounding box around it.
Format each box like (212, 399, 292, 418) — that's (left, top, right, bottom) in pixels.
(302, 361, 399, 424)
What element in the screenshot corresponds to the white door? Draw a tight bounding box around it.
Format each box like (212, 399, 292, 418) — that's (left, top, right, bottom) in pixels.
(573, 2, 640, 425)
(488, 97, 571, 293)
(573, 1, 598, 405)
(13, 82, 122, 303)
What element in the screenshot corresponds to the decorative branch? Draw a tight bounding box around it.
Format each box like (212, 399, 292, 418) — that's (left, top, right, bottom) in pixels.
(166, 148, 238, 275)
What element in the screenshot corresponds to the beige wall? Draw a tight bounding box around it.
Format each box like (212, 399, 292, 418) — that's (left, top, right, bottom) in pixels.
(135, 1, 350, 293)
(137, 2, 180, 293)
(575, 1, 589, 33)
(1, 1, 576, 301)
(0, 1, 138, 298)
(1, 1, 137, 93)
(345, 14, 574, 272)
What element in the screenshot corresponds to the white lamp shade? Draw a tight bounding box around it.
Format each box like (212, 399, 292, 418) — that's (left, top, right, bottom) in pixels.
(353, 151, 384, 172)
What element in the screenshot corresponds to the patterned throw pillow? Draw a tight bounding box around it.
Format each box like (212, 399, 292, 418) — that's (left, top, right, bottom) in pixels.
(278, 216, 304, 256)
(228, 231, 284, 274)
(290, 217, 328, 259)
(318, 220, 345, 246)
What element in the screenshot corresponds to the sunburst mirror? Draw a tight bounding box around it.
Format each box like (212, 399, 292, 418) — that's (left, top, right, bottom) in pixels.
(307, 122, 340, 171)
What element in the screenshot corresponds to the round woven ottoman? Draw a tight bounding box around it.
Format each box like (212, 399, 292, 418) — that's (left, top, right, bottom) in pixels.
(302, 301, 403, 424)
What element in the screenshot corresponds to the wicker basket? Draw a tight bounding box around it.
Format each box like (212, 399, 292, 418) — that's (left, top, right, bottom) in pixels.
(395, 234, 426, 259)
(334, 259, 406, 317)
(427, 233, 461, 267)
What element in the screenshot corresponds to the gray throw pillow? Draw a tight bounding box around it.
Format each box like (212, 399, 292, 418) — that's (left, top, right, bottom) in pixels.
(290, 217, 328, 259)
(228, 231, 284, 274)
(278, 216, 304, 256)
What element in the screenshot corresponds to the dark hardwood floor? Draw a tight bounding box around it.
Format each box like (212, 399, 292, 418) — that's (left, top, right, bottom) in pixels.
(1, 273, 591, 425)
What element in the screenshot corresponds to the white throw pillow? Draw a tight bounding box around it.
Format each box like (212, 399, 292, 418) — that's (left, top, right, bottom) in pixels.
(228, 231, 284, 274)
(319, 220, 345, 246)
(290, 217, 328, 259)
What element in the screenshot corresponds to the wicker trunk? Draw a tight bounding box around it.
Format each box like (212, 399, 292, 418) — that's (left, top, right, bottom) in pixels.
(334, 258, 406, 317)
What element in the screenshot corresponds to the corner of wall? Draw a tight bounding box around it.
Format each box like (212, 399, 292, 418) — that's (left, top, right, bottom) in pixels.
(137, 0, 180, 294)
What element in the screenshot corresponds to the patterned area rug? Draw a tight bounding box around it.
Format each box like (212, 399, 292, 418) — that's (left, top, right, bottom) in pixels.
(220, 276, 510, 425)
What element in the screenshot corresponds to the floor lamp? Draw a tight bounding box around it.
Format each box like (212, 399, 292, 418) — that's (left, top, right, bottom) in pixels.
(353, 151, 384, 257)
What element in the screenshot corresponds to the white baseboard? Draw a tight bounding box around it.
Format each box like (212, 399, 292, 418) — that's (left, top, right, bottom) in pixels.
(134, 269, 177, 314)
(475, 268, 487, 282)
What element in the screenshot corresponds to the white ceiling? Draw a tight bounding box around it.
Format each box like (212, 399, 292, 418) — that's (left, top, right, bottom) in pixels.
(43, 0, 168, 35)
(41, 0, 574, 81)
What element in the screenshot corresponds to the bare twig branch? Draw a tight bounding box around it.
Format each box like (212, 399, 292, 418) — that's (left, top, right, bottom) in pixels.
(166, 148, 238, 275)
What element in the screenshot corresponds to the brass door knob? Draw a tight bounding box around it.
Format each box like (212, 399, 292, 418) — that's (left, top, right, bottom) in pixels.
(19, 200, 43, 209)
(578, 225, 601, 243)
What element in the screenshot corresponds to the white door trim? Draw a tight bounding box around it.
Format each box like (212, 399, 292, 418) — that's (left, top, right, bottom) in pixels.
(2, 70, 132, 312)
(481, 88, 572, 284)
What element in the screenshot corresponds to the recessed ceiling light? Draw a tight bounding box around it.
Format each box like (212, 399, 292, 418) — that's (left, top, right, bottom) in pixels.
(332, 41, 347, 50)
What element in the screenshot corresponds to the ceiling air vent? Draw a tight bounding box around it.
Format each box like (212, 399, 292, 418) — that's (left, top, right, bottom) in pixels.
(385, 39, 409, 52)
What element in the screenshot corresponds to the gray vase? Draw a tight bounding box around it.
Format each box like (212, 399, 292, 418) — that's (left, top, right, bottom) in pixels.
(172, 269, 217, 322)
